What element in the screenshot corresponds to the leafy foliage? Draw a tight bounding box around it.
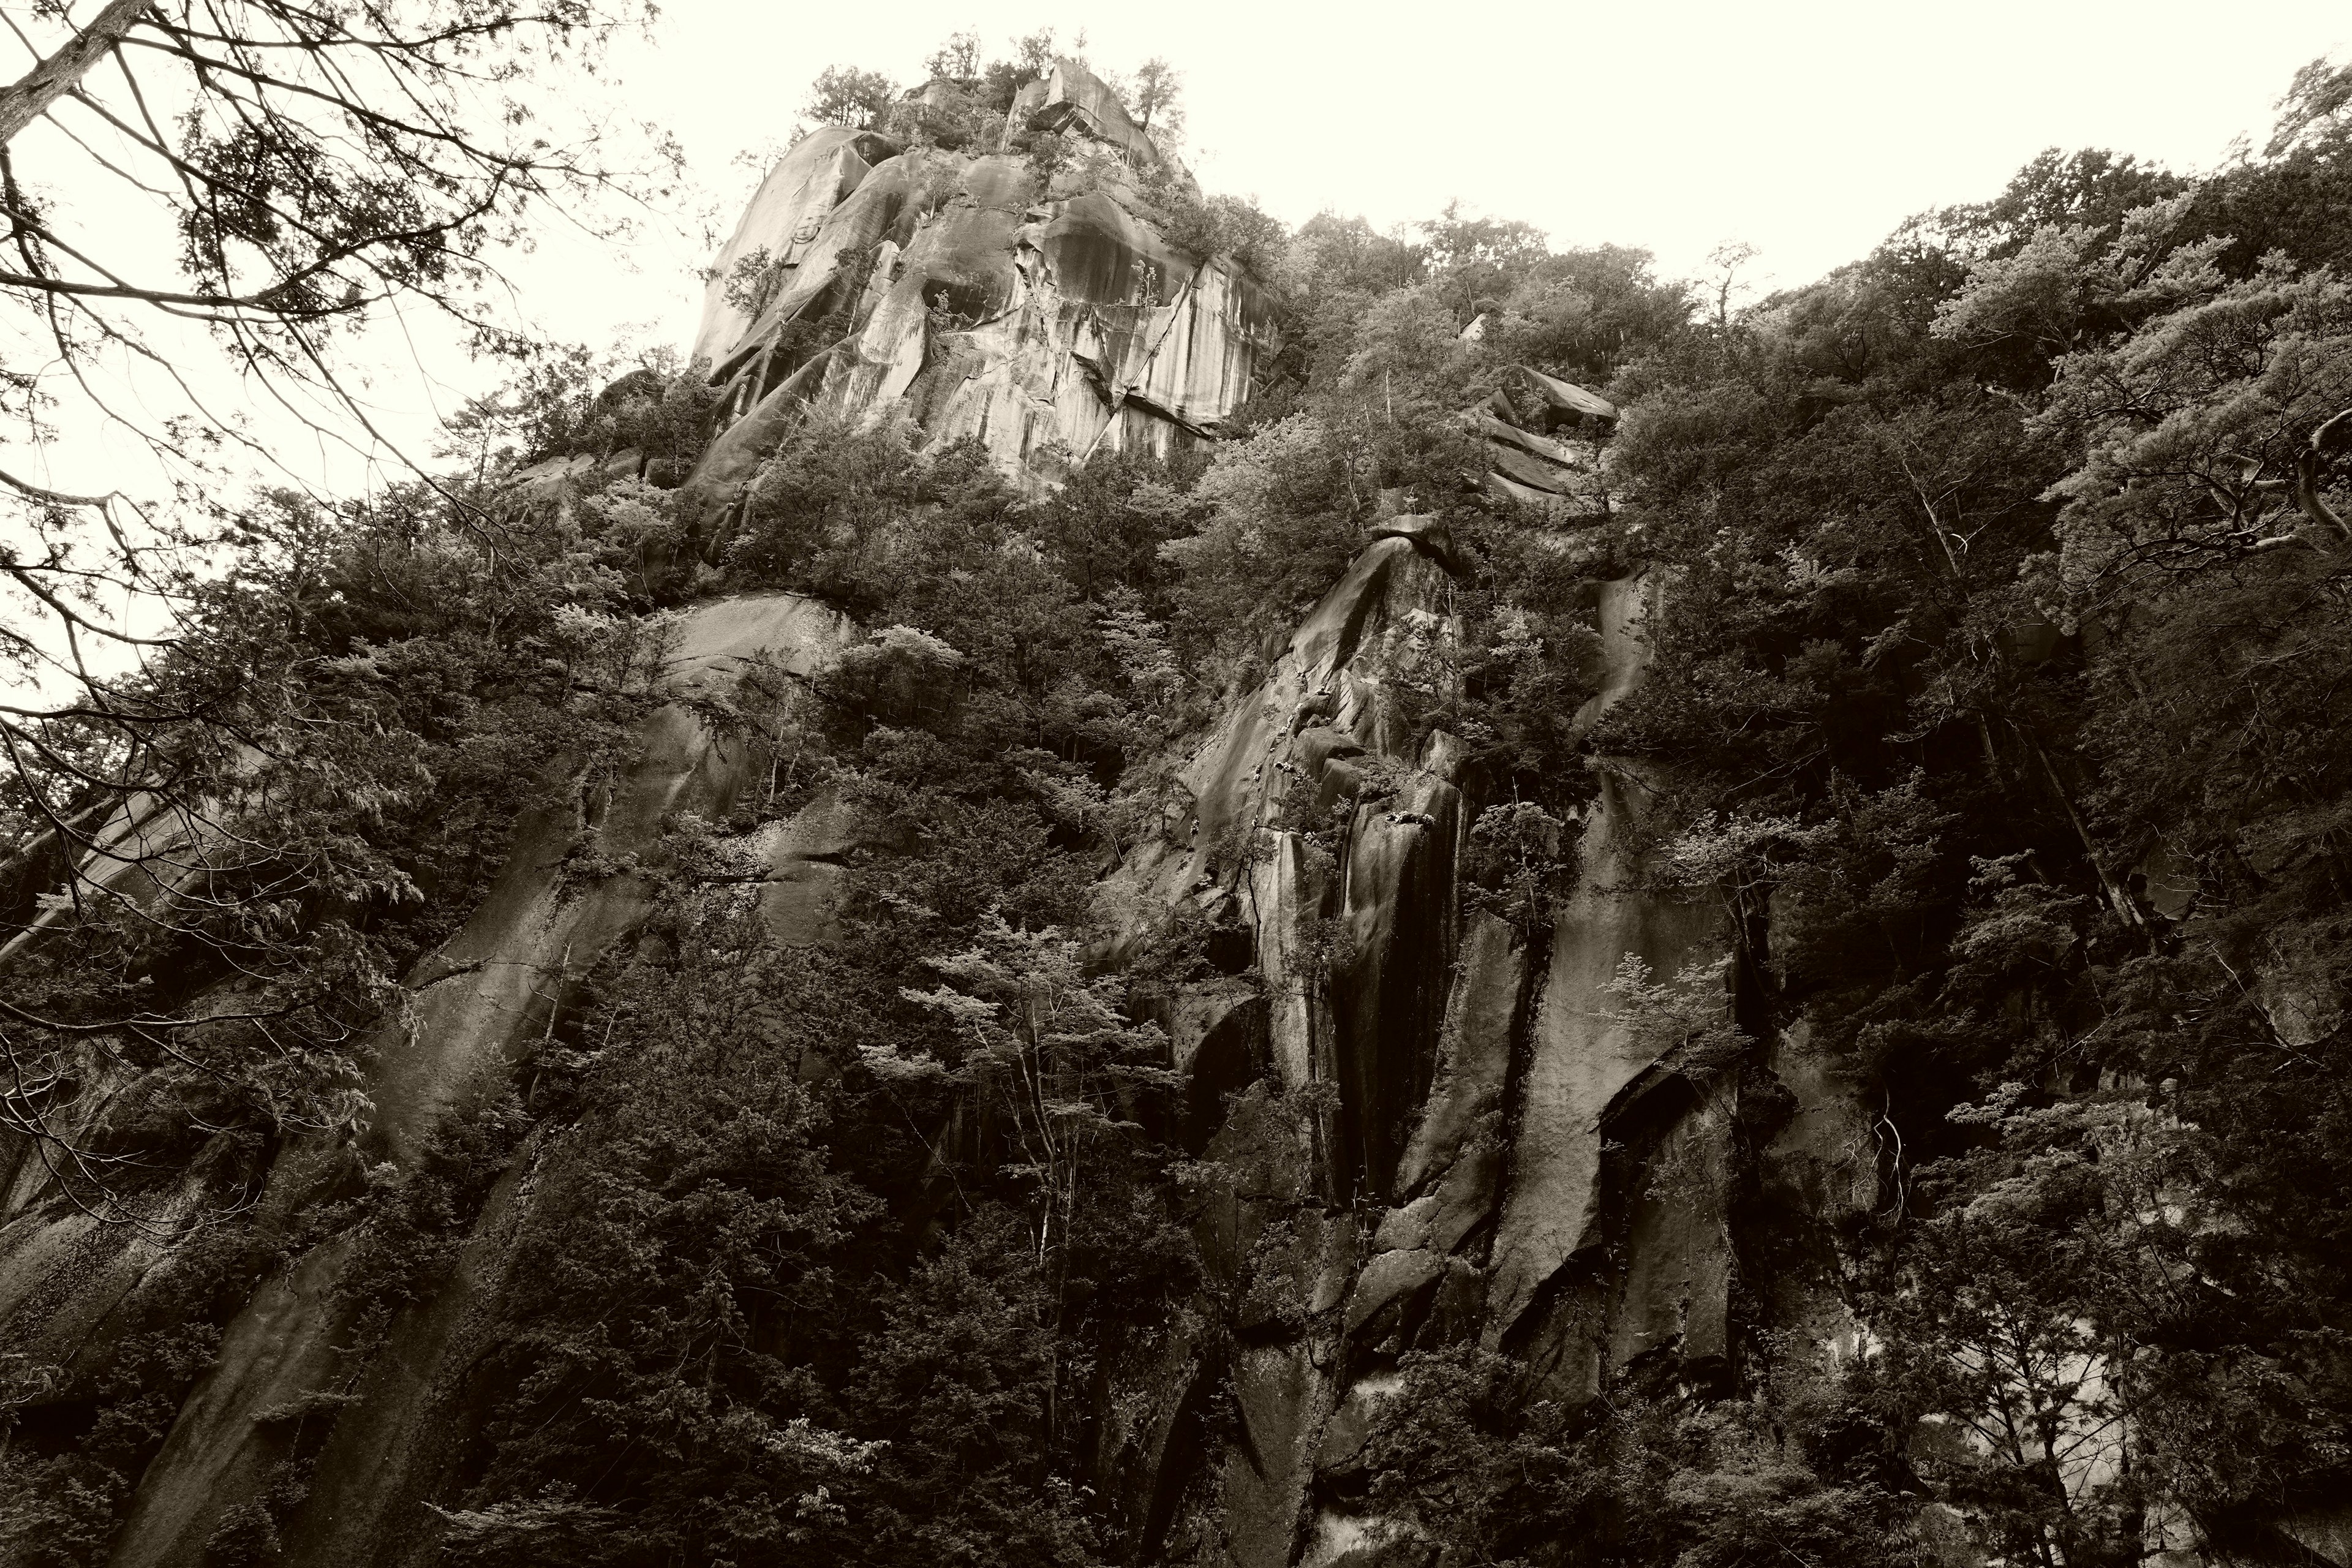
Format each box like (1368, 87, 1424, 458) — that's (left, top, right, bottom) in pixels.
(1591, 61, 2352, 1561)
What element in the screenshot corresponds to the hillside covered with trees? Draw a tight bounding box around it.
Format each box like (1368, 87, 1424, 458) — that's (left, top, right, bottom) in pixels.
(5, 21, 2352, 1568)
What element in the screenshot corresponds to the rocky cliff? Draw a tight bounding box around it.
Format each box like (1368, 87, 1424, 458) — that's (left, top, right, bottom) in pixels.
(0, 58, 2132, 1568)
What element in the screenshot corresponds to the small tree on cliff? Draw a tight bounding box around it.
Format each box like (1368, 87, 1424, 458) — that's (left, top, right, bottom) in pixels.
(877, 916, 1175, 1267)
(801, 66, 897, 131)
(923, 31, 982, 83)
(1127, 56, 1183, 143)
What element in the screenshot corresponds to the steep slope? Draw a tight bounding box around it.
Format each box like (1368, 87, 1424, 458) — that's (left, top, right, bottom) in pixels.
(2, 595, 855, 1566)
(1084, 527, 1878, 1566)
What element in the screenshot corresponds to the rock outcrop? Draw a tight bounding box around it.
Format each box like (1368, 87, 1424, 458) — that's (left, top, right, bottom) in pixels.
(1087, 516, 1871, 1562)
(682, 65, 1278, 528)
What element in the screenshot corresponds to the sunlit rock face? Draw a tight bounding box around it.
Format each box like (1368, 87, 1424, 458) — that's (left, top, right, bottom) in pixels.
(691, 127, 902, 371)
(683, 62, 1278, 516)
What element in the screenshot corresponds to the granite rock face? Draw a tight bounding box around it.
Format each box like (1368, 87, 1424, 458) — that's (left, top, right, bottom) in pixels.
(683, 61, 1278, 526)
(1091, 514, 1870, 1564)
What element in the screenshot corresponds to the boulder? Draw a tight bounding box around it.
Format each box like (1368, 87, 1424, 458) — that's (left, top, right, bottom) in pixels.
(1022, 59, 1170, 169)
(1501, 365, 1619, 432)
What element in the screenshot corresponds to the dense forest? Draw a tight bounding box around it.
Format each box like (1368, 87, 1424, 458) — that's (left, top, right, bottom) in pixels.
(6, 25, 2352, 1568)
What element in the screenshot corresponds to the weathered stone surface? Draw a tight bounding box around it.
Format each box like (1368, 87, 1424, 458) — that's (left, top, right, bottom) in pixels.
(1502, 365, 1619, 431)
(1343, 1248, 1444, 1348)
(676, 373, 810, 537)
(1328, 772, 1460, 1200)
(681, 127, 1279, 516)
(1487, 439, 1578, 496)
(1366, 513, 1463, 573)
(0, 1148, 233, 1383)
(0, 785, 205, 968)
(1020, 60, 1171, 169)
(1763, 1020, 1878, 1221)
(1248, 834, 1336, 1096)
(1484, 576, 1725, 1346)
(108, 1235, 357, 1568)
(1194, 1082, 1320, 1284)
(364, 595, 851, 1161)
(1370, 1142, 1501, 1258)
(2133, 837, 2198, 920)
(2283, 1506, 2352, 1568)
(2257, 963, 2342, 1048)
(1470, 409, 1585, 469)
(741, 791, 869, 948)
(1609, 1079, 1735, 1373)
(1222, 1344, 1327, 1568)
(753, 857, 843, 948)
(1093, 1304, 1213, 1558)
(692, 127, 899, 368)
(1392, 912, 1522, 1200)
(895, 189, 1275, 472)
(1486, 470, 1560, 509)
(271, 1129, 559, 1568)
(1168, 983, 1273, 1149)
(1150, 533, 1439, 910)
(92, 594, 857, 1568)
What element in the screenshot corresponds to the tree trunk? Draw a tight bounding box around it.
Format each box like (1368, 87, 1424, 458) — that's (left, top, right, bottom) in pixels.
(0, 0, 151, 150)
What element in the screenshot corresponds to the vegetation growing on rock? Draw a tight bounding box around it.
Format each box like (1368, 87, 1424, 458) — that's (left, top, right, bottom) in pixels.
(6, 26, 2352, 1568)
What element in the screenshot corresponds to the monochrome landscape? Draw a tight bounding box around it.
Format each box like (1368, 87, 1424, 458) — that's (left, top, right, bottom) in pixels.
(5, 10, 2352, 1566)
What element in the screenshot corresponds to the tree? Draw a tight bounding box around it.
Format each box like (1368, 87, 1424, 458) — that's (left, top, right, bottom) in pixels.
(1127, 56, 1182, 143)
(2020, 247, 2352, 576)
(884, 915, 1174, 1267)
(802, 65, 897, 131)
(1009, 28, 1058, 80)
(0, 0, 665, 974)
(0, 355, 695, 1232)
(923, 30, 981, 82)
(1422, 199, 1548, 320)
(2264, 55, 2352, 159)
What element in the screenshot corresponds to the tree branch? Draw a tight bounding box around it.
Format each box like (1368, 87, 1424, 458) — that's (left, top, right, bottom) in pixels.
(2296, 404, 2352, 543)
(0, 0, 150, 149)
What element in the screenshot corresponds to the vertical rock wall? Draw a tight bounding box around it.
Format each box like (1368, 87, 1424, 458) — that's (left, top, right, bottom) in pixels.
(0, 594, 858, 1568)
(1100, 533, 1877, 1566)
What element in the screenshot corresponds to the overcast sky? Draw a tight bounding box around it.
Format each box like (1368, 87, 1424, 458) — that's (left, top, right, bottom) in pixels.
(545, 0, 2352, 356)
